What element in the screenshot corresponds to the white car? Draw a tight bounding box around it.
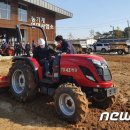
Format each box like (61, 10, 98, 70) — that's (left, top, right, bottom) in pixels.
(126, 40, 130, 46)
(87, 44, 94, 53)
(87, 42, 110, 53)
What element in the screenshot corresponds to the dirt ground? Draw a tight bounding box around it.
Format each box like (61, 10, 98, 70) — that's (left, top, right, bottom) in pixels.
(0, 55, 129, 130)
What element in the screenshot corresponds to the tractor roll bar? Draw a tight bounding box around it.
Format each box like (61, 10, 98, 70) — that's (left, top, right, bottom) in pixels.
(16, 24, 48, 47)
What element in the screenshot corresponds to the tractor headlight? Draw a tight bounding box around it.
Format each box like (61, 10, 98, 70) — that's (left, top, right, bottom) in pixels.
(102, 60, 108, 66)
(91, 59, 101, 66)
(88, 58, 111, 81)
(88, 59, 108, 66)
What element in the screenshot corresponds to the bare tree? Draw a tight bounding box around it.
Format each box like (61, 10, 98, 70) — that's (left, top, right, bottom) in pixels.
(89, 29, 95, 38)
(68, 33, 74, 40)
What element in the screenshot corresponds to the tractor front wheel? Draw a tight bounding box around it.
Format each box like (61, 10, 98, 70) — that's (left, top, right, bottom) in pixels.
(92, 95, 117, 109)
(54, 83, 88, 123)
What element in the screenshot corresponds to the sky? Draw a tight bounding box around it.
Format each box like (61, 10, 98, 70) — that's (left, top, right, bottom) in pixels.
(47, 0, 130, 39)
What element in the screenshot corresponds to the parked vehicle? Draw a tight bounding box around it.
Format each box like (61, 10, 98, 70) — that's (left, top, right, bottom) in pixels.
(87, 42, 110, 53)
(86, 44, 94, 53)
(109, 42, 129, 55)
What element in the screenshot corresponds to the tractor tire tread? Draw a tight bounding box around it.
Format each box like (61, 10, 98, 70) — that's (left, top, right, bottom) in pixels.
(54, 83, 88, 123)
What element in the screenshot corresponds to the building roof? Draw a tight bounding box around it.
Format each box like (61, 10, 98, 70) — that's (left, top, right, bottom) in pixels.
(23, 0, 73, 20)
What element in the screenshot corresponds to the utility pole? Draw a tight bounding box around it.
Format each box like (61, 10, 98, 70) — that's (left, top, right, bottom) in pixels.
(110, 25, 114, 42)
(127, 20, 130, 41)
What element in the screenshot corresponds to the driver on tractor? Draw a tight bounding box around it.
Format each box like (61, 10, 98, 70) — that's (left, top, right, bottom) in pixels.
(33, 38, 55, 78)
(55, 35, 77, 54)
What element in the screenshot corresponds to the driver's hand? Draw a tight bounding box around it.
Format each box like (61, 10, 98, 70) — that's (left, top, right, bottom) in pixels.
(62, 52, 66, 54)
(51, 56, 55, 59)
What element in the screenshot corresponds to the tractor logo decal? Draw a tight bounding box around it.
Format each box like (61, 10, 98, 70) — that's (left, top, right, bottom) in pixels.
(61, 68, 78, 73)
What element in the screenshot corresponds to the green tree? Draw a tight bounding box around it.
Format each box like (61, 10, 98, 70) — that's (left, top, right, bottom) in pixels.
(124, 27, 130, 38)
(114, 30, 124, 38)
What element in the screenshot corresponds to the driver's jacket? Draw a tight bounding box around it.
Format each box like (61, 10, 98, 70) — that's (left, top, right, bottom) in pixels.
(33, 46, 55, 65)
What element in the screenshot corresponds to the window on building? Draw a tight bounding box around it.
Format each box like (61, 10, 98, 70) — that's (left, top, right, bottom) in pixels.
(18, 4, 27, 22)
(0, 0, 11, 19)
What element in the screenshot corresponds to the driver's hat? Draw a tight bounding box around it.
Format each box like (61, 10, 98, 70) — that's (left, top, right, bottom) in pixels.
(38, 38, 45, 48)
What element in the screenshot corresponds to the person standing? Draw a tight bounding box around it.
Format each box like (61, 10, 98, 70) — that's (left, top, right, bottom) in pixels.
(55, 35, 77, 54)
(1, 39, 7, 49)
(25, 41, 31, 56)
(93, 43, 97, 52)
(22, 41, 26, 55)
(17, 42, 21, 56)
(14, 42, 21, 56)
(31, 40, 36, 52)
(14, 42, 17, 56)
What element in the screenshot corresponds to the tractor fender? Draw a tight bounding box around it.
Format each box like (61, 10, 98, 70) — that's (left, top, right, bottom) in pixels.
(12, 56, 42, 83)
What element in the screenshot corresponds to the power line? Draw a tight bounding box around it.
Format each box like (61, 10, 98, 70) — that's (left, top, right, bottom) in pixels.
(56, 17, 130, 30)
(127, 20, 130, 40)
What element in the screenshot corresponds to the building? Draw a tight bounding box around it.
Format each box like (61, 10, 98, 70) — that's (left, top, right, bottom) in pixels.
(0, 0, 72, 45)
(86, 38, 97, 45)
(69, 38, 96, 53)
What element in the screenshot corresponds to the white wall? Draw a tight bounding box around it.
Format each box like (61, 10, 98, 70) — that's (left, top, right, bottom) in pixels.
(86, 39, 97, 45)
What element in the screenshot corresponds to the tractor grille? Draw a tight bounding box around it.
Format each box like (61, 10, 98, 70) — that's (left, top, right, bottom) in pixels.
(96, 66, 112, 81)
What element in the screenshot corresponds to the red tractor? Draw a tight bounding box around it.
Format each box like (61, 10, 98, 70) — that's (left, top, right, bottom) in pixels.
(1, 24, 118, 123)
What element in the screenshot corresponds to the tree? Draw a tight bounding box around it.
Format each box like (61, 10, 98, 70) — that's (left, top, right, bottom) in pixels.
(114, 30, 124, 38)
(124, 27, 130, 38)
(102, 32, 111, 38)
(68, 33, 74, 40)
(93, 27, 129, 39)
(89, 29, 95, 38)
(116, 26, 120, 30)
(94, 32, 102, 39)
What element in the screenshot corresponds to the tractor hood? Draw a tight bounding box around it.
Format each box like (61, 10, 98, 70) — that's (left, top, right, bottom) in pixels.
(60, 54, 112, 88)
(61, 54, 105, 62)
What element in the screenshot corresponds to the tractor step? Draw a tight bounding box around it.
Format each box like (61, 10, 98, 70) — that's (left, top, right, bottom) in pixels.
(40, 78, 56, 84)
(40, 86, 55, 96)
(39, 78, 58, 96)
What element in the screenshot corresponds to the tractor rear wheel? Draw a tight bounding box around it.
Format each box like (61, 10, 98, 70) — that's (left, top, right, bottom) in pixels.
(54, 83, 88, 123)
(9, 61, 37, 102)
